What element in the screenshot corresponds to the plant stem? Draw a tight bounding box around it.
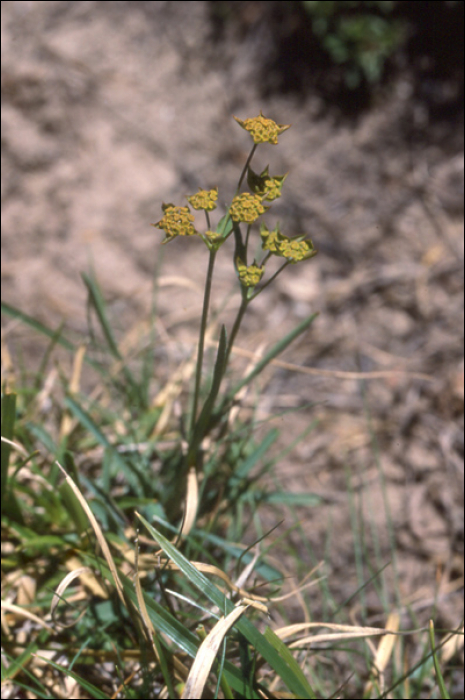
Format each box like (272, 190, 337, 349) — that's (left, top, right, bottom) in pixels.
(189, 144, 257, 441)
(190, 247, 217, 437)
(237, 144, 257, 192)
(224, 291, 249, 369)
(250, 260, 291, 300)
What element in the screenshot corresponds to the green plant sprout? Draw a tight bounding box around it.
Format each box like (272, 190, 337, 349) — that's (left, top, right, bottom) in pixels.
(152, 112, 318, 477)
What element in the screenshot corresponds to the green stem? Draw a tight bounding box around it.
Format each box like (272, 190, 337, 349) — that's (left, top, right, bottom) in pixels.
(188, 143, 258, 441)
(190, 248, 217, 436)
(237, 144, 257, 192)
(224, 291, 249, 369)
(250, 259, 291, 301)
(244, 224, 252, 257)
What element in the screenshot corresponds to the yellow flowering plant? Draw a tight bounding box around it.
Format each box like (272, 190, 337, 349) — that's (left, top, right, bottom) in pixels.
(260, 223, 317, 263)
(153, 203, 198, 243)
(233, 111, 291, 145)
(187, 187, 218, 212)
(151, 113, 318, 474)
(247, 165, 288, 201)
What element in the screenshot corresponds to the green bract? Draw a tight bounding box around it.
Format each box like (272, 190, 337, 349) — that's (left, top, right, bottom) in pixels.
(201, 229, 225, 252)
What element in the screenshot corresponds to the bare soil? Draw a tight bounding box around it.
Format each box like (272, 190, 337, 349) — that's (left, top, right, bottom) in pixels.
(2, 0, 463, 674)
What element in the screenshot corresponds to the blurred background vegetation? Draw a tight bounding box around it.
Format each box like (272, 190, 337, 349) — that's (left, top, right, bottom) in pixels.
(209, 0, 464, 114)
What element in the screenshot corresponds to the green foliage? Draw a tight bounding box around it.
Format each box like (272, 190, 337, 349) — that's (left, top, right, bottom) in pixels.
(302, 0, 406, 88)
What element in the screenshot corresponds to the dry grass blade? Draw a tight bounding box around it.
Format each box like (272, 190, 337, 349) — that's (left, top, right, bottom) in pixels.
(364, 612, 400, 696)
(440, 625, 464, 665)
(181, 604, 248, 699)
(203, 337, 434, 382)
(180, 467, 199, 538)
(134, 534, 190, 687)
(0, 436, 28, 456)
(54, 460, 126, 608)
(1, 601, 54, 633)
(59, 344, 86, 439)
(233, 547, 260, 591)
(289, 630, 394, 647)
(276, 621, 394, 639)
(276, 621, 399, 648)
(158, 560, 269, 602)
(51, 566, 94, 628)
(134, 533, 161, 661)
(152, 355, 197, 437)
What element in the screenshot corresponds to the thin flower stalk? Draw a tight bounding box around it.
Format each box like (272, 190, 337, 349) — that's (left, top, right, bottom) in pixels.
(190, 247, 217, 437)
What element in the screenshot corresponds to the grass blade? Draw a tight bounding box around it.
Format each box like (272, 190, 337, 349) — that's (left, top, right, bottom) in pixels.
(1, 301, 103, 373)
(1, 392, 24, 523)
(34, 656, 110, 699)
(232, 428, 279, 481)
(64, 393, 153, 497)
(264, 627, 315, 699)
(1, 392, 16, 512)
(82, 272, 142, 405)
(225, 312, 318, 402)
(429, 620, 451, 699)
(1, 302, 75, 352)
(136, 514, 316, 699)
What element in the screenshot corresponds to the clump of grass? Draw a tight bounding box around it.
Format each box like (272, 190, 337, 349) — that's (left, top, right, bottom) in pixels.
(2, 114, 461, 699)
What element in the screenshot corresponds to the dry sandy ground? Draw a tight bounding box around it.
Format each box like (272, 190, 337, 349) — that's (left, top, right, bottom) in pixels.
(2, 0, 464, 675)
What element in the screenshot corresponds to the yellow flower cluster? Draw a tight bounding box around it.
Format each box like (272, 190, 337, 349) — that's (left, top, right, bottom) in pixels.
(187, 188, 218, 211)
(279, 238, 316, 262)
(152, 204, 197, 243)
(261, 224, 317, 263)
(247, 166, 287, 202)
(230, 193, 267, 224)
(234, 112, 291, 145)
(260, 224, 281, 253)
(262, 177, 284, 201)
(151, 115, 318, 276)
(236, 258, 265, 287)
(204, 229, 222, 242)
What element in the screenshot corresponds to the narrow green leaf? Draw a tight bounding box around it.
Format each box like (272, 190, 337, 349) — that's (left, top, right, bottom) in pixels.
(82, 272, 122, 361)
(1, 301, 103, 373)
(64, 394, 151, 498)
(1, 392, 16, 512)
(1, 641, 38, 682)
(232, 428, 279, 481)
(58, 480, 89, 536)
(429, 620, 450, 699)
(137, 515, 315, 699)
(216, 212, 233, 238)
(226, 312, 318, 402)
(1, 392, 23, 523)
(1, 302, 76, 351)
(35, 656, 110, 699)
(263, 491, 323, 507)
(82, 272, 142, 404)
(264, 627, 316, 699)
(82, 553, 251, 696)
(190, 325, 227, 460)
